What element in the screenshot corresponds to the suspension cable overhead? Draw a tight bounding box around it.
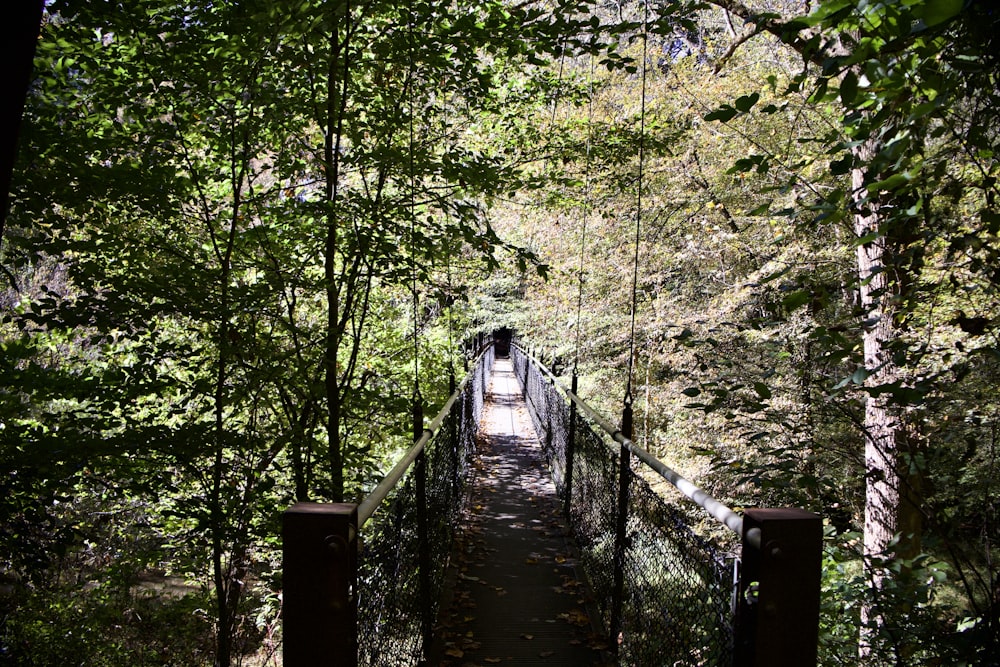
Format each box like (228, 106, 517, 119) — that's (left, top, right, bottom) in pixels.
(625, 0, 649, 408)
(407, 0, 421, 405)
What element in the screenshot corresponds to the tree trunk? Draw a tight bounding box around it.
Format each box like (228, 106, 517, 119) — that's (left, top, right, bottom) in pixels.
(324, 4, 348, 502)
(852, 130, 926, 657)
(853, 134, 900, 656)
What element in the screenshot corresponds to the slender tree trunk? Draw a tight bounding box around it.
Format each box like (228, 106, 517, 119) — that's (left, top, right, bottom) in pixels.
(324, 3, 348, 501)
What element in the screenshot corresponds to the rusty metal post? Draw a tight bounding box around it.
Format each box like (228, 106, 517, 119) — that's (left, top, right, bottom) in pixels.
(283, 502, 358, 667)
(609, 401, 634, 656)
(734, 508, 822, 667)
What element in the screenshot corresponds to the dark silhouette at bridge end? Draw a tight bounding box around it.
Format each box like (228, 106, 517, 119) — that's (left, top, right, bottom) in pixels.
(492, 327, 512, 357)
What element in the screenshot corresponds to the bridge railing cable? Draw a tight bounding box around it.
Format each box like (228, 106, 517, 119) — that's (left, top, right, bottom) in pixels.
(512, 341, 822, 667)
(282, 343, 495, 667)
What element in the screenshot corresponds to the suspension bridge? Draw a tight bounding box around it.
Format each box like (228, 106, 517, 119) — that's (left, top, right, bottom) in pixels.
(282, 334, 822, 666)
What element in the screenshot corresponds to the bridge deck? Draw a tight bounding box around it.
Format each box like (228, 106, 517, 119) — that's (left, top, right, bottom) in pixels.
(430, 359, 610, 666)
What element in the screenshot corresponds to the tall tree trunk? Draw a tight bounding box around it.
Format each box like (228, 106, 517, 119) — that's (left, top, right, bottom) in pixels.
(212, 188, 243, 667)
(852, 132, 924, 657)
(853, 135, 900, 656)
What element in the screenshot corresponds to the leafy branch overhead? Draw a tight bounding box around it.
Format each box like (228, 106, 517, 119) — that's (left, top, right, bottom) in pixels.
(1, 0, 998, 664)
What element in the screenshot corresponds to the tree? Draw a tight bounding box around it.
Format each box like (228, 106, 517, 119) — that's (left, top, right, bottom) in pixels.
(505, 0, 999, 660)
(669, 0, 1000, 658)
(2, 0, 596, 663)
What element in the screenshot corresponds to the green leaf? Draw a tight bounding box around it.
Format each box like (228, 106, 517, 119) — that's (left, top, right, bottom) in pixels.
(782, 290, 810, 312)
(868, 172, 912, 193)
(682, 387, 701, 397)
(921, 0, 964, 26)
(840, 70, 859, 106)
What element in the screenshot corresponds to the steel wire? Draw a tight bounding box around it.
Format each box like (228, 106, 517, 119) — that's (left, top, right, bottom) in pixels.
(514, 344, 737, 666)
(355, 345, 493, 666)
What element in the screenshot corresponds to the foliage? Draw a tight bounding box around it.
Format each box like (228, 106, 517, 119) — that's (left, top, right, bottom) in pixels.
(1, 0, 590, 663)
(3, 0, 998, 663)
(500, 0, 1000, 663)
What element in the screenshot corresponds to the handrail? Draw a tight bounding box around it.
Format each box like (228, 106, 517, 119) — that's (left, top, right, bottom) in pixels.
(513, 342, 759, 549)
(357, 346, 488, 527)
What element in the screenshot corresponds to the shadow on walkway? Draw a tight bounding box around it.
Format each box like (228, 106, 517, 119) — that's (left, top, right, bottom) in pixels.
(429, 360, 610, 666)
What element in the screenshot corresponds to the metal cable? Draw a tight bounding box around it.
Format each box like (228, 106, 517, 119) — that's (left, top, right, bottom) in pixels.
(573, 49, 596, 375)
(625, 0, 650, 405)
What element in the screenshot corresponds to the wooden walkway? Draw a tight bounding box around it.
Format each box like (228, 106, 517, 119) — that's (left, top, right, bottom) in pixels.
(429, 359, 610, 666)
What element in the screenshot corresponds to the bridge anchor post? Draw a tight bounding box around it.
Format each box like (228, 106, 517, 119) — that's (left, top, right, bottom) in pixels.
(283, 502, 358, 667)
(735, 508, 822, 667)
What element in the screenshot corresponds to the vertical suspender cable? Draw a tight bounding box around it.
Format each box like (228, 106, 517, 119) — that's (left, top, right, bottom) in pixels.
(625, 0, 649, 409)
(566, 45, 597, 519)
(612, 1, 649, 654)
(572, 50, 595, 375)
(406, 3, 432, 655)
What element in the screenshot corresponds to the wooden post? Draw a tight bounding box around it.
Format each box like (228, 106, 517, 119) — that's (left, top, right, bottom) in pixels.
(283, 502, 358, 667)
(734, 508, 822, 666)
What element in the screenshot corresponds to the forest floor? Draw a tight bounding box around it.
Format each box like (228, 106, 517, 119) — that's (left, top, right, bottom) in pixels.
(427, 358, 611, 666)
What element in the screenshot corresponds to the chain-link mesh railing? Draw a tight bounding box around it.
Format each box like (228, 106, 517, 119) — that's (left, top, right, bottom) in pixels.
(512, 343, 736, 666)
(355, 344, 494, 666)
(514, 348, 571, 496)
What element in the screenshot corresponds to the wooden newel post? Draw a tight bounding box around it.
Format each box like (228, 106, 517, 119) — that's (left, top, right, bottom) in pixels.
(734, 508, 822, 667)
(283, 502, 359, 667)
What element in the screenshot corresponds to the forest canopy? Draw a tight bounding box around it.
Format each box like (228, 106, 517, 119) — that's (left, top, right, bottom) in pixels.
(1, 0, 998, 665)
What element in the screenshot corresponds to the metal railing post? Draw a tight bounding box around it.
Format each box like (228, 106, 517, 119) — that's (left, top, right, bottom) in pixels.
(734, 508, 822, 666)
(283, 502, 358, 667)
(563, 372, 578, 518)
(544, 373, 554, 456)
(413, 395, 433, 654)
(610, 400, 634, 656)
(449, 369, 460, 490)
